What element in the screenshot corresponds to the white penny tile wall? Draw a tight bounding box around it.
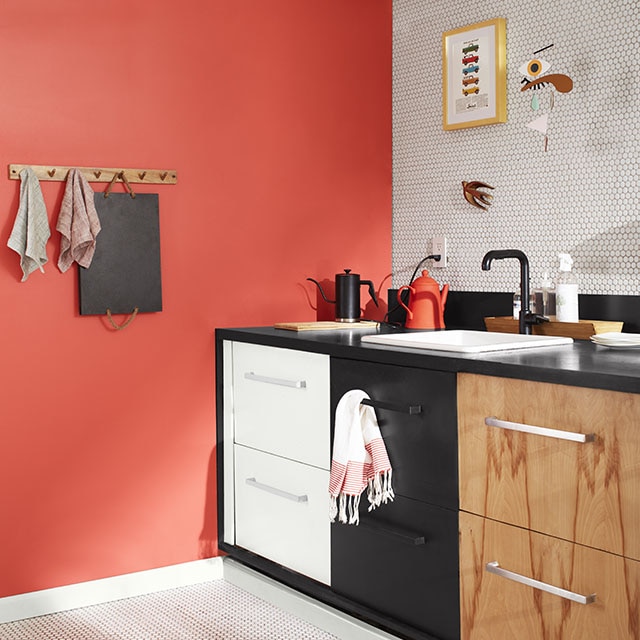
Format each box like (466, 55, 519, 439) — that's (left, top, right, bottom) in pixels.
(393, 0, 640, 295)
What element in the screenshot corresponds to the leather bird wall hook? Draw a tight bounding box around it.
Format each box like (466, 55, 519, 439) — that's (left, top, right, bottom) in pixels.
(462, 180, 495, 210)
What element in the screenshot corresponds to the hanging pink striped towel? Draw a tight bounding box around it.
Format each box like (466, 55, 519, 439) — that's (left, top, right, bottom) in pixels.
(329, 389, 394, 525)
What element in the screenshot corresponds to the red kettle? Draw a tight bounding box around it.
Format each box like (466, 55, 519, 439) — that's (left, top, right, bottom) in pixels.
(397, 270, 449, 329)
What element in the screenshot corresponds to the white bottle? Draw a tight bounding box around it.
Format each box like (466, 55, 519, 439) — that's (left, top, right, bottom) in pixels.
(556, 253, 578, 322)
(512, 290, 521, 319)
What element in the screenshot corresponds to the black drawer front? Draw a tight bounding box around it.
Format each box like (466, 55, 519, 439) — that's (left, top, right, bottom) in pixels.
(331, 494, 460, 640)
(330, 358, 457, 510)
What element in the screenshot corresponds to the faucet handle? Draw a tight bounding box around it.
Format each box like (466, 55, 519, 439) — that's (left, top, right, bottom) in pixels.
(525, 312, 549, 325)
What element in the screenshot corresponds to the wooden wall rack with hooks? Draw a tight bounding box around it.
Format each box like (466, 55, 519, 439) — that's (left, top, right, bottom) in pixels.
(8, 164, 178, 185)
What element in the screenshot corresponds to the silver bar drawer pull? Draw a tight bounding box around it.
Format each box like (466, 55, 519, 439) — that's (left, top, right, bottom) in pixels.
(486, 561, 596, 605)
(246, 477, 308, 503)
(244, 372, 306, 389)
(485, 417, 595, 443)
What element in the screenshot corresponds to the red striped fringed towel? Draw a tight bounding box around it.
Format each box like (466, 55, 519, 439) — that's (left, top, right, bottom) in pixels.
(329, 389, 394, 525)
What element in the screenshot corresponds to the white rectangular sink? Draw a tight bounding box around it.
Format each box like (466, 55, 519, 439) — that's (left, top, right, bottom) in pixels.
(361, 330, 573, 353)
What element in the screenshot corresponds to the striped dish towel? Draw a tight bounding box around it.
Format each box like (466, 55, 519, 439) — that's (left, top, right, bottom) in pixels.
(329, 389, 394, 525)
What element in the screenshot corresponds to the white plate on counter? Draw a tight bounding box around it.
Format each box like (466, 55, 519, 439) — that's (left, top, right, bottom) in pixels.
(590, 332, 640, 348)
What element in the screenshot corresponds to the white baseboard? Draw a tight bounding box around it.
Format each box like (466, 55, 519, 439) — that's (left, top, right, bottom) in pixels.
(222, 558, 400, 640)
(0, 557, 223, 624)
(0, 556, 400, 639)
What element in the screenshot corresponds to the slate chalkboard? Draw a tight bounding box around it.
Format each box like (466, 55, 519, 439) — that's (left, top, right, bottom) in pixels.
(78, 193, 162, 315)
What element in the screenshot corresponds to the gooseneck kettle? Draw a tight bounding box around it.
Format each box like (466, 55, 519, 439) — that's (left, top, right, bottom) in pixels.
(308, 269, 379, 322)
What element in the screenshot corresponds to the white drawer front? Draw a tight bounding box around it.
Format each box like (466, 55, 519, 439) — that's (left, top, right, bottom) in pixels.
(234, 445, 330, 585)
(232, 342, 330, 469)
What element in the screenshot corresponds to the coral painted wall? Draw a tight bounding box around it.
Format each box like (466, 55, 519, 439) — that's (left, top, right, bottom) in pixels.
(0, 1, 391, 597)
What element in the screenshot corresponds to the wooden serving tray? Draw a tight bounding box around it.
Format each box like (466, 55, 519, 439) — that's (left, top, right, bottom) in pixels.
(274, 320, 379, 332)
(484, 316, 623, 340)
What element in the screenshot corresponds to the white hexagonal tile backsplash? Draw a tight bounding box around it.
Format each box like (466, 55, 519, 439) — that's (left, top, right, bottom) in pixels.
(393, 0, 640, 295)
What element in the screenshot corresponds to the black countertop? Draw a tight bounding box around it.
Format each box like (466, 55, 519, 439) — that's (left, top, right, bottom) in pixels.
(215, 326, 640, 394)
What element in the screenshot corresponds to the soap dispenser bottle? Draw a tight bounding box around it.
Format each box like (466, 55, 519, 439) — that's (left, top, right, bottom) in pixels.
(533, 271, 556, 316)
(556, 253, 578, 322)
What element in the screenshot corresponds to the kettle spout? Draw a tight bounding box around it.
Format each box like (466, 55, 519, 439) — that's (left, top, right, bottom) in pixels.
(306, 277, 335, 304)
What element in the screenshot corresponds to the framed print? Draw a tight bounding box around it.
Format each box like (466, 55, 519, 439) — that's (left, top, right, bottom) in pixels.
(442, 18, 506, 130)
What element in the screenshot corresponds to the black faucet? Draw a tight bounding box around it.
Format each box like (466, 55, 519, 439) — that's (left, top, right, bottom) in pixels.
(481, 249, 548, 335)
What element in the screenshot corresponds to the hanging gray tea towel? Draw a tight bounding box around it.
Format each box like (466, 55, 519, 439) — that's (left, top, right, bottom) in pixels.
(7, 167, 51, 281)
(56, 168, 101, 272)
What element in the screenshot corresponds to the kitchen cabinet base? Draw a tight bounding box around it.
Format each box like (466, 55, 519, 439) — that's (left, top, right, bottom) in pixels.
(220, 545, 445, 640)
(223, 556, 404, 640)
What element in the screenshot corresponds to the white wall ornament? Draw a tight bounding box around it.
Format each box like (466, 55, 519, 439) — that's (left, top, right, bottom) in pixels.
(518, 43, 574, 152)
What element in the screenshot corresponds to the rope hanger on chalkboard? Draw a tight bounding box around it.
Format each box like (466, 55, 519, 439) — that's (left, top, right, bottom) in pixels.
(104, 171, 136, 199)
(106, 307, 139, 330)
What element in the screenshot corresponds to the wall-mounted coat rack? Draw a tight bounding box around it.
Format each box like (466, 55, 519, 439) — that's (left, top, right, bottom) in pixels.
(8, 164, 177, 185)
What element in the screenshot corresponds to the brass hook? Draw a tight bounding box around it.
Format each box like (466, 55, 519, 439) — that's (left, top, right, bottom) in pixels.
(47, 168, 56, 177)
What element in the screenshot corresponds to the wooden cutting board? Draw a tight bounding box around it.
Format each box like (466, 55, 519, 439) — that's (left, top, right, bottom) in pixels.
(274, 320, 379, 332)
(484, 316, 623, 340)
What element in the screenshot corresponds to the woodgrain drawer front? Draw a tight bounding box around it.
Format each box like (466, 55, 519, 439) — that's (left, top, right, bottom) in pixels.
(232, 342, 330, 469)
(458, 373, 640, 560)
(460, 511, 640, 640)
(234, 445, 330, 585)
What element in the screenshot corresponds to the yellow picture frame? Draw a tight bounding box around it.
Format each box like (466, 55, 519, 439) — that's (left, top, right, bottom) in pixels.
(442, 18, 507, 130)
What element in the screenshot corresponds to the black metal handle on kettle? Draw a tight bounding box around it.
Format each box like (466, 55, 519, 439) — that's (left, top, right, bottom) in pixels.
(360, 279, 379, 307)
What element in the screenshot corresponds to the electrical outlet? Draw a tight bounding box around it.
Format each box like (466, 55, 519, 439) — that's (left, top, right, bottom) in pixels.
(432, 236, 447, 268)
